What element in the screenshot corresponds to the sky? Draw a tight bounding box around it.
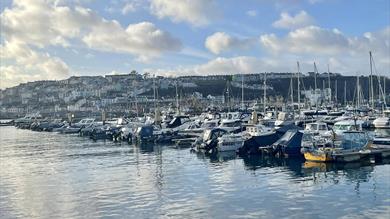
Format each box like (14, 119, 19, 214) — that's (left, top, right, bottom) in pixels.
(0, 0, 389, 89)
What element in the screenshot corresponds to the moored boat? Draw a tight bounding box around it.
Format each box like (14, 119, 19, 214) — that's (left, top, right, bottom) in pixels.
(217, 134, 244, 152)
(303, 131, 371, 162)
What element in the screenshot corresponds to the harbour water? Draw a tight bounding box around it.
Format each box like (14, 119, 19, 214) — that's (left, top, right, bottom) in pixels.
(1, 126, 389, 218)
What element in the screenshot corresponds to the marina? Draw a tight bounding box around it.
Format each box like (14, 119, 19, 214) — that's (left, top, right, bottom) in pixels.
(1, 0, 390, 218)
(2, 63, 390, 218)
(1, 125, 390, 218)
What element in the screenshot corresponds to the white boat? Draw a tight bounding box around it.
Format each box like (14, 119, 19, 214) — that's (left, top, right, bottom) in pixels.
(373, 110, 390, 129)
(274, 112, 294, 127)
(324, 119, 364, 140)
(217, 134, 244, 152)
(57, 118, 96, 134)
(218, 119, 242, 133)
(180, 119, 219, 137)
(373, 117, 389, 129)
(245, 124, 273, 137)
(304, 122, 329, 136)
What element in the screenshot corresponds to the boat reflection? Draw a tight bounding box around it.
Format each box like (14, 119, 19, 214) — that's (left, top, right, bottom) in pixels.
(242, 154, 305, 177)
(192, 150, 238, 163)
(193, 150, 390, 185)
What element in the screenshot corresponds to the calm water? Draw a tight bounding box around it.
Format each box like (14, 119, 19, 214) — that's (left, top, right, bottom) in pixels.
(1, 126, 389, 219)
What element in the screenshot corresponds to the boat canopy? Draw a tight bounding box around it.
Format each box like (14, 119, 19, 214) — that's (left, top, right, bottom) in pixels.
(273, 130, 303, 149)
(167, 116, 190, 128)
(339, 131, 369, 150)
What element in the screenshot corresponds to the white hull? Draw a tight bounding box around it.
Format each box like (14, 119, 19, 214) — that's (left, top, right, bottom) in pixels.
(373, 117, 390, 129)
(218, 143, 242, 152)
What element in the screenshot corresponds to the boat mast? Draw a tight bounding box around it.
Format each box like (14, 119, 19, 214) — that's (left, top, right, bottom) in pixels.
(357, 75, 360, 108)
(327, 64, 331, 105)
(153, 75, 157, 109)
(297, 62, 301, 116)
(290, 72, 294, 104)
(369, 51, 374, 110)
(378, 75, 381, 99)
(344, 80, 347, 106)
(241, 74, 244, 110)
(335, 79, 338, 105)
(314, 62, 318, 110)
(263, 72, 267, 115)
(384, 77, 387, 106)
(176, 80, 180, 115)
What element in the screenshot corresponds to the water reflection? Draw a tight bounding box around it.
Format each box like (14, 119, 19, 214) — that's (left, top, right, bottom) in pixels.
(1, 127, 390, 219)
(194, 150, 390, 185)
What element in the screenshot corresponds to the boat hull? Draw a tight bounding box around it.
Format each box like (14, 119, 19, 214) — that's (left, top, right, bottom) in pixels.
(304, 151, 333, 162)
(333, 152, 365, 163)
(218, 143, 242, 152)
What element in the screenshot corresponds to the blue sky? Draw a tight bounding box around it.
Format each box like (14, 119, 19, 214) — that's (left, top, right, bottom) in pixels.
(0, 0, 389, 88)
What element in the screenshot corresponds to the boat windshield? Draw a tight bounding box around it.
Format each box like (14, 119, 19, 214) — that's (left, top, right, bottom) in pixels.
(305, 124, 317, 131)
(340, 132, 369, 149)
(221, 121, 241, 127)
(333, 125, 351, 131)
(203, 122, 217, 128)
(319, 124, 327, 130)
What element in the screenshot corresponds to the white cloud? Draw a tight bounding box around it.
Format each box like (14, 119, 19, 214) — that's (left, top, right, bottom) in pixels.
(0, 0, 182, 88)
(246, 10, 257, 17)
(122, 2, 136, 14)
(0, 41, 70, 89)
(150, 0, 219, 26)
(1, 0, 181, 58)
(148, 26, 390, 77)
(261, 25, 390, 58)
(272, 10, 315, 29)
(261, 26, 349, 54)
(205, 32, 255, 54)
(82, 21, 181, 58)
(259, 25, 390, 74)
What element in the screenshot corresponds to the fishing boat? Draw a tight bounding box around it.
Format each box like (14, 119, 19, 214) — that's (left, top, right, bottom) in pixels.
(324, 119, 364, 140)
(303, 147, 334, 162)
(303, 131, 371, 162)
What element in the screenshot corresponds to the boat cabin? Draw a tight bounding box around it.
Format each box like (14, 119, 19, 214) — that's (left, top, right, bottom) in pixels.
(304, 122, 329, 135)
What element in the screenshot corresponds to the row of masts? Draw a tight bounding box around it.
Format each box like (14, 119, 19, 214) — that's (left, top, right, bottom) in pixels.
(142, 52, 387, 117)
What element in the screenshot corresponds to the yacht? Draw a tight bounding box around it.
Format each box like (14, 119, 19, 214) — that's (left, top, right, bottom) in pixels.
(217, 134, 244, 152)
(218, 119, 242, 133)
(372, 110, 390, 129)
(179, 119, 219, 137)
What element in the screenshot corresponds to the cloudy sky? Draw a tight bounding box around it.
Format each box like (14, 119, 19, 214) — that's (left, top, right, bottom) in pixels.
(0, 0, 389, 89)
